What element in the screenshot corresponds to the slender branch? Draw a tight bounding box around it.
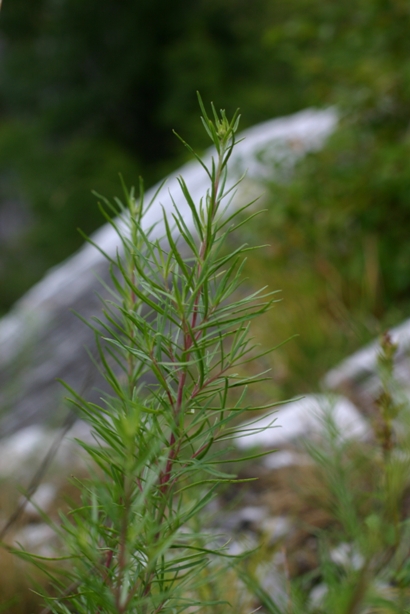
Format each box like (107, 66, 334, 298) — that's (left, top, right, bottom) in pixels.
(114, 488, 131, 610)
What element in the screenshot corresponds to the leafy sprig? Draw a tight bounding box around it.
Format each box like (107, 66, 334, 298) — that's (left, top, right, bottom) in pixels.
(32, 95, 277, 614)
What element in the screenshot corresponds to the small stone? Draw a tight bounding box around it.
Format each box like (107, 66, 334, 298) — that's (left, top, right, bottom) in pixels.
(309, 583, 328, 608)
(330, 542, 364, 570)
(14, 524, 57, 558)
(263, 450, 311, 469)
(260, 516, 292, 544)
(21, 483, 56, 520)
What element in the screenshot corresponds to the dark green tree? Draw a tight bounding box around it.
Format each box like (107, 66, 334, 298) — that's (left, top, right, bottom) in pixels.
(0, 0, 306, 313)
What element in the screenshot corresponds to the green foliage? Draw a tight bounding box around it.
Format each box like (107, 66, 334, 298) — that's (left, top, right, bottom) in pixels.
(261, 124, 410, 314)
(235, 0, 410, 395)
(263, 0, 410, 114)
(300, 338, 410, 613)
(0, 120, 139, 311)
(0, 0, 303, 156)
(18, 98, 276, 613)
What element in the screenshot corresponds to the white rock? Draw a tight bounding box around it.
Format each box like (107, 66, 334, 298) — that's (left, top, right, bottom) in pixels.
(227, 533, 258, 556)
(235, 394, 369, 450)
(256, 559, 289, 609)
(330, 542, 364, 570)
(21, 483, 57, 519)
(309, 583, 328, 608)
(0, 426, 47, 477)
(14, 523, 57, 558)
(0, 108, 337, 435)
(0, 108, 337, 369)
(260, 516, 292, 543)
(0, 422, 93, 478)
(263, 449, 312, 469)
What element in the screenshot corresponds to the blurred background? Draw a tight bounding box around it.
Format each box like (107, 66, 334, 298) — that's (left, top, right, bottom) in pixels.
(2, 2, 410, 612)
(1, 0, 410, 400)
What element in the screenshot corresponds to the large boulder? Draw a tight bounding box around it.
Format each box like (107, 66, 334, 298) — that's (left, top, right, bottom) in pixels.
(0, 108, 336, 436)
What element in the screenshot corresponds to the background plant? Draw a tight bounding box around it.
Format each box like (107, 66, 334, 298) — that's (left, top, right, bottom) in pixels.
(228, 334, 410, 614)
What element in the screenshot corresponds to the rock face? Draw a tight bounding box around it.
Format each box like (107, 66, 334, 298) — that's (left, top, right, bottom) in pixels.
(0, 108, 336, 436)
(323, 319, 410, 414)
(235, 394, 369, 451)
